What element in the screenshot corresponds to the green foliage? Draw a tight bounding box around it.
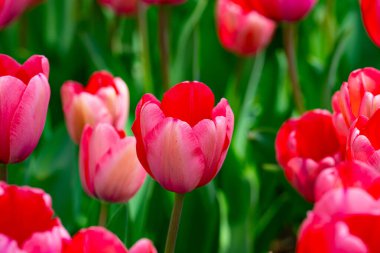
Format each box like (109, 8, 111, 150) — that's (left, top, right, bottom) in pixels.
(0, 0, 376, 252)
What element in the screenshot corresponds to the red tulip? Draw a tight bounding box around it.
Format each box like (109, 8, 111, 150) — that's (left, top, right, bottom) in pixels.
(0, 0, 43, 29)
(0, 54, 50, 164)
(216, 0, 276, 57)
(64, 226, 157, 253)
(0, 182, 70, 252)
(79, 123, 146, 203)
(275, 109, 342, 201)
(252, 0, 317, 22)
(314, 161, 380, 201)
(347, 109, 380, 171)
(98, 0, 137, 16)
(332, 67, 380, 145)
(142, 0, 185, 5)
(61, 71, 129, 144)
(360, 0, 380, 47)
(132, 81, 234, 193)
(297, 188, 380, 253)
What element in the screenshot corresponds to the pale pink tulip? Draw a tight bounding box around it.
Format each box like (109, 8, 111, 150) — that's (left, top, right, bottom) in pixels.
(132, 81, 234, 193)
(0, 54, 50, 164)
(79, 123, 146, 203)
(0, 182, 70, 253)
(216, 0, 276, 56)
(61, 71, 129, 144)
(275, 109, 343, 202)
(332, 67, 380, 144)
(98, 0, 137, 16)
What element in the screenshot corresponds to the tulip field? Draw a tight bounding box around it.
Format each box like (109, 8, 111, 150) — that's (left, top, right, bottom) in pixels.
(2, 0, 380, 252)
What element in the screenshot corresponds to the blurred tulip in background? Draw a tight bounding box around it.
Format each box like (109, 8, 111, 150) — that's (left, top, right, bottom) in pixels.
(0, 0, 43, 29)
(98, 0, 137, 16)
(360, 0, 380, 47)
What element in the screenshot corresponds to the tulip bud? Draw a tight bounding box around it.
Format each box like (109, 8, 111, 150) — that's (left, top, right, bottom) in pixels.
(252, 0, 317, 22)
(275, 109, 343, 202)
(61, 71, 129, 144)
(79, 123, 146, 203)
(98, 0, 137, 16)
(216, 0, 276, 57)
(360, 0, 380, 47)
(0, 182, 70, 252)
(0, 0, 43, 29)
(0, 54, 50, 164)
(132, 81, 234, 193)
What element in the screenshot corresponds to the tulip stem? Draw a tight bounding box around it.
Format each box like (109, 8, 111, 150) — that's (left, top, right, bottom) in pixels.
(138, 0, 154, 93)
(158, 5, 170, 91)
(0, 164, 7, 182)
(165, 193, 185, 253)
(283, 23, 305, 113)
(98, 202, 109, 227)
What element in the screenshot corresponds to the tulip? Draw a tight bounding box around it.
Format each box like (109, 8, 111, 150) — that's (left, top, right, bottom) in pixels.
(64, 226, 157, 253)
(0, 54, 50, 164)
(360, 0, 380, 47)
(79, 123, 146, 203)
(314, 161, 380, 201)
(0, 0, 43, 29)
(142, 0, 185, 5)
(297, 188, 380, 253)
(332, 67, 380, 145)
(347, 109, 380, 172)
(275, 109, 342, 202)
(216, 0, 276, 57)
(61, 71, 129, 144)
(252, 0, 317, 22)
(132, 81, 234, 193)
(98, 0, 137, 16)
(0, 182, 70, 252)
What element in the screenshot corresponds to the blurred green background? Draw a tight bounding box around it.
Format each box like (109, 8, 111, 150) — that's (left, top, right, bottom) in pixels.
(1, 0, 379, 252)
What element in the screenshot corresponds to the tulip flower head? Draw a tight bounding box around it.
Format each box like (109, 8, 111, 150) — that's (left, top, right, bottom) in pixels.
(216, 0, 276, 57)
(98, 0, 137, 16)
(61, 71, 129, 144)
(0, 54, 50, 164)
(332, 67, 380, 145)
(297, 188, 380, 253)
(252, 0, 318, 22)
(64, 226, 157, 253)
(0, 0, 43, 29)
(79, 123, 146, 203)
(360, 0, 380, 47)
(0, 182, 70, 253)
(275, 109, 343, 202)
(132, 81, 234, 193)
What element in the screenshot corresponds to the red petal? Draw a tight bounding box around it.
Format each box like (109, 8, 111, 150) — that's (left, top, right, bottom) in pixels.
(85, 71, 118, 94)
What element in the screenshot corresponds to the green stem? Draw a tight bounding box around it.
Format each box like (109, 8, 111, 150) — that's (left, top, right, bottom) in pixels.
(109, 15, 122, 54)
(137, 0, 153, 93)
(0, 164, 7, 182)
(98, 202, 109, 227)
(283, 23, 305, 113)
(164, 193, 185, 253)
(158, 5, 170, 91)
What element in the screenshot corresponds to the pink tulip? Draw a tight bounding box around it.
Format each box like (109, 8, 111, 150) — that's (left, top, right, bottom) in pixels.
(360, 0, 380, 47)
(0, 0, 43, 29)
(216, 0, 276, 57)
(332, 67, 380, 145)
(61, 71, 129, 144)
(314, 161, 380, 201)
(252, 0, 317, 22)
(0, 182, 70, 253)
(0, 54, 50, 164)
(132, 81, 234, 193)
(64, 226, 157, 253)
(347, 109, 380, 172)
(79, 123, 146, 203)
(142, 0, 185, 5)
(275, 109, 343, 202)
(98, 0, 137, 16)
(297, 188, 380, 253)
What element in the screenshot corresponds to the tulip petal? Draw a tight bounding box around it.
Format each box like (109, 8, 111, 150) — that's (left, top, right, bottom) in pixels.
(0, 54, 21, 76)
(0, 76, 25, 163)
(8, 74, 50, 163)
(15, 55, 49, 84)
(94, 137, 146, 202)
(79, 126, 95, 196)
(113, 77, 129, 130)
(144, 118, 205, 193)
(0, 235, 24, 253)
(129, 239, 157, 253)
